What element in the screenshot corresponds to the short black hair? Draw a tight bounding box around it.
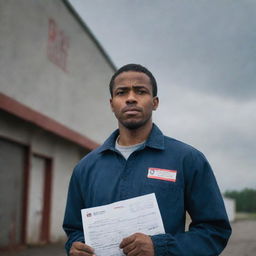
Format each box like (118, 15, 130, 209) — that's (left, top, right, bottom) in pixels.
(109, 64, 158, 97)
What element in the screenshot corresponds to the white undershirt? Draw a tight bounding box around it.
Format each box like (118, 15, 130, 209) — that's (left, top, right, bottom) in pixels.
(115, 137, 145, 160)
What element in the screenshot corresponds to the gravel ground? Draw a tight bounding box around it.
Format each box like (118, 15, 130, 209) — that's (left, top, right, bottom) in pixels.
(2, 220, 256, 256)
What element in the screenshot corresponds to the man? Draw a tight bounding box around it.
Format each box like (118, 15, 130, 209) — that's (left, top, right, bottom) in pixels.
(63, 64, 231, 256)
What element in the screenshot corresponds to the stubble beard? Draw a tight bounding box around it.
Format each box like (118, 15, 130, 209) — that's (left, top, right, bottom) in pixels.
(119, 115, 152, 130)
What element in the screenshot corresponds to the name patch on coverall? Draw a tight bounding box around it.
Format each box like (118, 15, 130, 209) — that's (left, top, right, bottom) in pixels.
(148, 168, 177, 182)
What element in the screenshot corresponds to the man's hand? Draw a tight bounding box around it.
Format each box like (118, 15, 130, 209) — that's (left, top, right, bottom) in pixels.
(70, 241, 95, 256)
(119, 233, 154, 256)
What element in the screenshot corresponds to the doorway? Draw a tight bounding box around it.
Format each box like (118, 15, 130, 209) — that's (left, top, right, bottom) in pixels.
(0, 138, 27, 248)
(26, 154, 52, 244)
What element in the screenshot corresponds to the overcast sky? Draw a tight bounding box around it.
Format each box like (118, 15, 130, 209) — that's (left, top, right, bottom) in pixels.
(69, 0, 256, 192)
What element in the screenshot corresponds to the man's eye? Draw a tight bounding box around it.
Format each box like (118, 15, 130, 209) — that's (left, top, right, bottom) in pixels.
(137, 90, 146, 95)
(116, 91, 125, 95)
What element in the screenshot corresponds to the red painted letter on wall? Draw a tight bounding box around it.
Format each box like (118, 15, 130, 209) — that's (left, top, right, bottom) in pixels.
(47, 18, 69, 72)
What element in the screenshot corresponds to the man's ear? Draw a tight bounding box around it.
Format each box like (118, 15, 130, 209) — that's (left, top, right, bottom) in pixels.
(152, 96, 159, 111)
(110, 98, 114, 112)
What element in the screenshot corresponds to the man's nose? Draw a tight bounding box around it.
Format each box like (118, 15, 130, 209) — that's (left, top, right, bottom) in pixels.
(126, 91, 137, 104)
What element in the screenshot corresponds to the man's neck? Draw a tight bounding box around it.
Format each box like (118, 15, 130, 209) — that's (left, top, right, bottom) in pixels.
(118, 122, 153, 146)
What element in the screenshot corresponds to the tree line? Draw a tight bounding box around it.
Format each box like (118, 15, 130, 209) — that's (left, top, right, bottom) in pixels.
(224, 188, 256, 213)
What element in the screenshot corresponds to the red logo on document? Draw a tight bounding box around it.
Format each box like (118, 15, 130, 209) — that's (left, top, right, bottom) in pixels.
(147, 168, 177, 182)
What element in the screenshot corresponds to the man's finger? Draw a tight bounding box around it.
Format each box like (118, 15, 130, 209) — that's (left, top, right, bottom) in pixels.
(122, 241, 136, 254)
(70, 242, 95, 255)
(120, 233, 154, 256)
(120, 234, 136, 248)
(126, 247, 141, 256)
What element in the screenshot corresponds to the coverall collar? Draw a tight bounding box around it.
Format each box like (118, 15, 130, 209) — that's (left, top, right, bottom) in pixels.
(99, 123, 165, 153)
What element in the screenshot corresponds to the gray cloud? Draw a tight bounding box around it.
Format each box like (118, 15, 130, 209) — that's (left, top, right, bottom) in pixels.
(69, 0, 256, 191)
(71, 0, 256, 100)
(155, 87, 256, 191)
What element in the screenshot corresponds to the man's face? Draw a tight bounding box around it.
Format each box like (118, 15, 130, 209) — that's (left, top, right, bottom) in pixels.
(110, 71, 159, 130)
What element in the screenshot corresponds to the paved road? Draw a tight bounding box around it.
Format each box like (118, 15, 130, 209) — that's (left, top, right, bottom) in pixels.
(1, 242, 66, 256)
(2, 220, 256, 256)
(221, 220, 256, 256)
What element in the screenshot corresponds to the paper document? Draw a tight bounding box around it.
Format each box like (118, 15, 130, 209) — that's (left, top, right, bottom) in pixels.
(81, 193, 165, 256)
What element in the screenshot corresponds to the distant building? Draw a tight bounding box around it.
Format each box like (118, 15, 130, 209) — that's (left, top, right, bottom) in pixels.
(0, 0, 116, 249)
(223, 197, 236, 222)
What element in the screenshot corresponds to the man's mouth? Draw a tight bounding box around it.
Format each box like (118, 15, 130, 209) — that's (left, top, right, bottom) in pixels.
(123, 107, 142, 114)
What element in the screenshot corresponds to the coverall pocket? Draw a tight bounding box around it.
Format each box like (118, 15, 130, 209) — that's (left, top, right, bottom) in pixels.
(143, 178, 181, 204)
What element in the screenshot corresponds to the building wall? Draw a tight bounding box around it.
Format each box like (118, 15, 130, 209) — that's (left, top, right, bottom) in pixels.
(0, 111, 86, 243)
(0, 0, 117, 247)
(223, 197, 236, 222)
(0, 0, 116, 144)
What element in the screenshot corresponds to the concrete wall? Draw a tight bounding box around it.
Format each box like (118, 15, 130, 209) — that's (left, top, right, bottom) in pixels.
(0, 0, 116, 144)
